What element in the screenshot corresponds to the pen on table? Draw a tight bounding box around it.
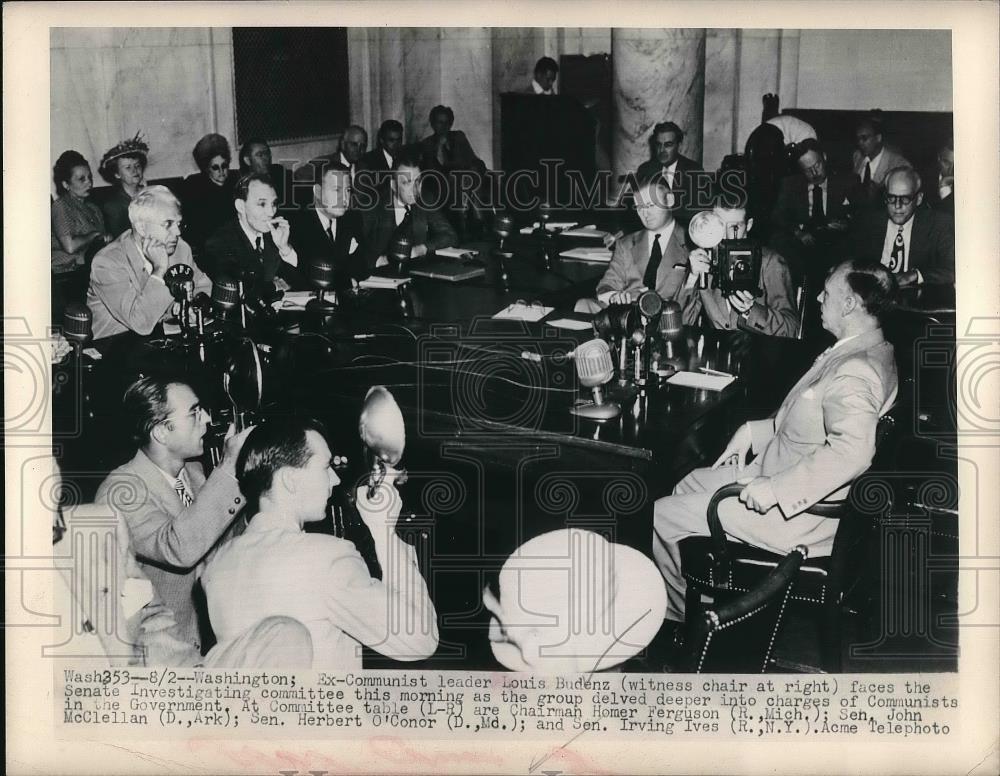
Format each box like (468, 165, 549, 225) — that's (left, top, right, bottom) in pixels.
(699, 366, 733, 378)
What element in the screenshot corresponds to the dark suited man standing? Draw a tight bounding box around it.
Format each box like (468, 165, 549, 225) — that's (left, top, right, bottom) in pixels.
(290, 164, 365, 288)
(845, 167, 955, 287)
(360, 152, 457, 273)
(635, 121, 704, 226)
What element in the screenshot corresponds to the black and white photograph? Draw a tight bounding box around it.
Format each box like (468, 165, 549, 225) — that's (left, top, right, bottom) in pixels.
(5, 3, 999, 775)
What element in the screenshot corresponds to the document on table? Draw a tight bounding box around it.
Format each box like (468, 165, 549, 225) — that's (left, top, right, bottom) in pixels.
(435, 247, 479, 259)
(546, 317, 593, 331)
(559, 246, 613, 262)
(560, 225, 608, 239)
(493, 302, 554, 322)
(280, 290, 316, 309)
(519, 221, 578, 234)
(665, 371, 736, 391)
(359, 275, 411, 289)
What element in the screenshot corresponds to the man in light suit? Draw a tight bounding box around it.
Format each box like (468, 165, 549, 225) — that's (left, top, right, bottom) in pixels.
(87, 186, 212, 340)
(652, 259, 898, 620)
(202, 419, 439, 669)
(576, 178, 699, 319)
(688, 203, 800, 338)
(852, 114, 910, 204)
(96, 375, 311, 666)
(845, 167, 955, 286)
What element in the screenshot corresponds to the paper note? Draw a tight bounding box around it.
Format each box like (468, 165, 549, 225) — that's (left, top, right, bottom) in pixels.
(493, 303, 554, 322)
(519, 221, 579, 234)
(559, 247, 613, 262)
(560, 225, 608, 239)
(280, 290, 315, 309)
(359, 276, 411, 289)
(546, 317, 593, 331)
(435, 247, 479, 259)
(666, 371, 736, 391)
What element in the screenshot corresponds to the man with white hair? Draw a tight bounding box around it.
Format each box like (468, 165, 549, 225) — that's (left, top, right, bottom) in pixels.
(87, 185, 211, 339)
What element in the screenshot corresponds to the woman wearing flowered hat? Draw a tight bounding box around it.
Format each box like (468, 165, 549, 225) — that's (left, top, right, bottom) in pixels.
(98, 132, 149, 238)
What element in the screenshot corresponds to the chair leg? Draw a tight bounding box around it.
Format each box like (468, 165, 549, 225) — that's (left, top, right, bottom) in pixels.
(820, 592, 844, 672)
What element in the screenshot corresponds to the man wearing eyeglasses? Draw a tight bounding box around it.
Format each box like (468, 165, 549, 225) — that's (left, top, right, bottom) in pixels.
(87, 186, 212, 340)
(845, 167, 955, 286)
(95, 375, 258, 664)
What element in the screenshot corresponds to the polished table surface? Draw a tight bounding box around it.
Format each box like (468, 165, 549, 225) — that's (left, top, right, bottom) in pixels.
(55, 222, 954, 670)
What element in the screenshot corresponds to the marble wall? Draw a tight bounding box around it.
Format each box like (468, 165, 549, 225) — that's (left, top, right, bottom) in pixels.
(50, 28, 953, 185)
(50, 28, 235, 183)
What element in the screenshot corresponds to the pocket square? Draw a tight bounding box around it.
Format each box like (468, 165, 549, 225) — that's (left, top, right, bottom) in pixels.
(349, 237, 359, 254)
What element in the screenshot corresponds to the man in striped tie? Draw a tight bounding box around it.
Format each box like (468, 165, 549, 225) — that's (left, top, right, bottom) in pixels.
(95, 375, 310, 666)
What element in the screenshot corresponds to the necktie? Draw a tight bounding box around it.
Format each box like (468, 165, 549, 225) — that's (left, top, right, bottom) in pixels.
(255, 235, 264, 254)
(642, 234, 663, 289)
(811, 184, 825, 223)
(173, 477, 193, 507)
(862, 161, 872, 186)
(888, 226, 905, 272)
(327, 220, 337, 244)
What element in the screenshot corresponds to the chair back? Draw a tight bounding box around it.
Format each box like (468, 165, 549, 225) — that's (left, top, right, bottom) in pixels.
(683, 545, 807, 672)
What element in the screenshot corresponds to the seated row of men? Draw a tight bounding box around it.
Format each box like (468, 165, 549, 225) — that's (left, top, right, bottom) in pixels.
(90, 255, 897, 668)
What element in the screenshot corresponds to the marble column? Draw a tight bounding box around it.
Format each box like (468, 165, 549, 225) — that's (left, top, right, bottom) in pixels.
(611, 28, 706, 180)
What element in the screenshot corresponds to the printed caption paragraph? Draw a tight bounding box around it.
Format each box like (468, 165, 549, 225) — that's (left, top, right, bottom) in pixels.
(58, 670, 960, 740)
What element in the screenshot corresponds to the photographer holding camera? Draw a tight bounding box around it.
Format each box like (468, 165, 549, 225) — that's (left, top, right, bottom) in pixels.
(687, 201, 799, 338)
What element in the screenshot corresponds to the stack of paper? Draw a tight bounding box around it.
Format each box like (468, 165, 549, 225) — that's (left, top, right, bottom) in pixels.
(493, 303, 554, 322)
(560, 225, 608, 239)
(435, 247, 479, 259)
(360, 275, 411, 289)
(281, 291, 316, 310)
(665, 371, 736, 391)
(559, 246, 613, 262)
(519, 221, 579, 234)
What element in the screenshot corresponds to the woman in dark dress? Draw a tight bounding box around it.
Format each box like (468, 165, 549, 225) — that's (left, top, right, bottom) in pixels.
(181, 133, 239, 258)
(98, 133, 149, 239)
(51, 150, 110, 318)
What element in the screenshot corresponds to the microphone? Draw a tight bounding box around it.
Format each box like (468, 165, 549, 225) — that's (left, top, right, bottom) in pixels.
(658, 300, 686, 368)
(62, 304, 92, 347)
(494, 212, 514, 247)
(569, 339, 621, 421)
(307, 257, 339, 311)
(164, 263, 195, 301)
(636, 290, 663, 325)
(212, 276, 240, 313)
(358, 385, 408, 498)
(390, 235, 413, 270)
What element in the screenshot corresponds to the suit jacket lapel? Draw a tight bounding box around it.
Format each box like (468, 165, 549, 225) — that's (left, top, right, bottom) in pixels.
(654, 225, 688, 294)
(910, 210, 930, 265)
(131, 450, 183, 519)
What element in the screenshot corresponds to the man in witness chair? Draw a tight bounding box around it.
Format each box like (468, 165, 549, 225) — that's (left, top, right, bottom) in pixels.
(87, 185, 212, 340)
(687, 199, 800, 337)
(202, 172, 304, 289)
(290, 163, 366, 289)
(360, 151, 458, 273)
(96, 375, 311, 667)
(845, 166, 955, 286)
(576, 177, 699, 318)
(202, 419, 439, 669)
(652, 259, 898, 621)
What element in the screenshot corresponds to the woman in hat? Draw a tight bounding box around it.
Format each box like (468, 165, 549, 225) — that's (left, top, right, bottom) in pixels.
(180, 133, 239, 256)
(51, 150, 109, 316)
(98, 132, 149, 239)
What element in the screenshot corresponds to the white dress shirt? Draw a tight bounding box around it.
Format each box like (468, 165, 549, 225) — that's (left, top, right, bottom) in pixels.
(316, 208, 336, 241)
(531, 79, 555, 95)
(661, 160, 679, 190)
(860, 148, 885, 182)
(880, 216, 920, 281)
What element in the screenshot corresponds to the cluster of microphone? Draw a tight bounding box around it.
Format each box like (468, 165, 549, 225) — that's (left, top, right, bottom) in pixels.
(570, 292, 686, 421)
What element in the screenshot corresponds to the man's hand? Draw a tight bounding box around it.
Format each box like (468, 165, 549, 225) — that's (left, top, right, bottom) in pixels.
(739, 476, 778, 514)
(713, 422, 752, 469)
(411, 244, 428, 259)
(688, 248, 711, 276)
(607, 288, 637, 305)
(269, 217, 292, 251)
(218, 424, 256, 475)
(375, 255, 390, 268)
(897, 270, 919, 288)
(355, 478, 403, 535)
(727, 290, 755, 314)
(602, 230, 623, 249)
(140, 235, 171, 277)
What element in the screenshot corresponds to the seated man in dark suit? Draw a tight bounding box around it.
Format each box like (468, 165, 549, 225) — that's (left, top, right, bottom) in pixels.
(419, 105, 488, 234)
(360, 152, 458, 273)
(292, 125, 368, 205)
(238, 138, 292, 213)
(770, 138, 855, 283)
(845, 167, 955, 286)
(852, 113, 910, 207)
(575, 178, 698, 319)
(360, 120, 404, 175)
(688, 202, 799, 338)
(202, 172, 304, 289)
(931, 139, 954, 214)
(531, 56, 559, 95)
(289, 163, 365, 289)
(635, 121, 704, 226)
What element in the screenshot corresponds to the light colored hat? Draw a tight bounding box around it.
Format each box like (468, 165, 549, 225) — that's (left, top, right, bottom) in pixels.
(484, 528, 667, 673)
